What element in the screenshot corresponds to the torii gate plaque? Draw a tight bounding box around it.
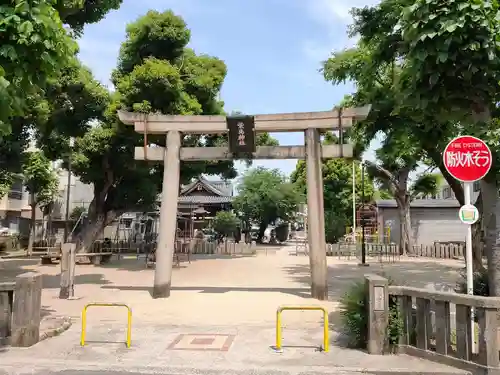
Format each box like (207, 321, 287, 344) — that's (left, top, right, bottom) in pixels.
(118, 106, 371, 300)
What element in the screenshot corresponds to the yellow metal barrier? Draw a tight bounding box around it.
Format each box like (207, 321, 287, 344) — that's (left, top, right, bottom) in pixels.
(275, 305, 329, 353)
(80, 303, 132, 348)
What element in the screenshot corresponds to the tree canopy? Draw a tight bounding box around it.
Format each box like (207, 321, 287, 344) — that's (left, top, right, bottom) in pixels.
(291, 156, 374, 243)
(22, 150, 58, 254)
(31, 9, 281, 251)
(0, 0, 122, 133)
(234, 167, 303, 241)
(324, 0, 500, 293)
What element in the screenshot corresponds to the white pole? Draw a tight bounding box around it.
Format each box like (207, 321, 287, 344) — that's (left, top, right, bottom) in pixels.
(352, 162, 356, 243)
(463, 182, 474, 348)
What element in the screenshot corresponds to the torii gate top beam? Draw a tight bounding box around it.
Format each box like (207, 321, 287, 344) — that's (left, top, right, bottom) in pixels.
(117, 105, 371, 134)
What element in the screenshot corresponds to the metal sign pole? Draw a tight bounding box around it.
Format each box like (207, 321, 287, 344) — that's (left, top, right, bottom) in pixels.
(463, 182, 474, 296)
(463, 182, 475, 350)
(443, 135, 491, 354)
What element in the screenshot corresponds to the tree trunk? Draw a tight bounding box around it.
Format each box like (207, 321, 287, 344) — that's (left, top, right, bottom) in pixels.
(471, 221, 485, 272)
(481, 179, 500, 295)
(47, 208, 53, 242)
(76, 212, 117, 253)
(397, 205, 412, 255)
(404, 202, 413, 254)
(470, 191, 485, 272)
(396, 196, 411, 255)
(27, 200, 36, 257)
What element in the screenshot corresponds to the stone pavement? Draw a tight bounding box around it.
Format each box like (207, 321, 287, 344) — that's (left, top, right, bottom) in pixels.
(0, 246, 470, 374)
(0, 322, 468, 374)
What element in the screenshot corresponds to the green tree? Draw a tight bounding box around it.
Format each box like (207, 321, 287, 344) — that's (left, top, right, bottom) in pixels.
(36, 10, 247, 251)
(213, 211, 239, 237)
(234, 167, 303, 242)
(0, 0, 122, 196)
(212, 210, 239, 253)
(323, 33, 490, 271)
(291, 157, 374, 243)
(0, 2, 75, 132)
(374, 188, 392, 200)
(55, 0, 123, 36)
(22, 151, 58, 255)
(36, 58, 110, 159)
(0, 1, 121, 133)
(366, 147, 440, 254)
(351, 0, 500, 294)
(70, 205, 87, 221)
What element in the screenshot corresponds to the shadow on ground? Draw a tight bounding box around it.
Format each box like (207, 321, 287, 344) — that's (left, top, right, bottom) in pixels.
(101, 284, 311, 299)
(284, 259, 463, 334)
(284, 259, 461, 301)
(94, 253, 259, 272)
(0, 259, 111, 289)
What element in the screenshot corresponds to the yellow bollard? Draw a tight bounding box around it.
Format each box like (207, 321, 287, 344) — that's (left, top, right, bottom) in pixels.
(80, 303, 132, 348)
(274, 305, 329, 353)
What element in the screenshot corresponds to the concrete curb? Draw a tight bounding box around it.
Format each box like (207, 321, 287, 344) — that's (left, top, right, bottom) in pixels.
(0, 253, 28, 259)
(0, 360, 470, 374)
(39, 317, 72, 342)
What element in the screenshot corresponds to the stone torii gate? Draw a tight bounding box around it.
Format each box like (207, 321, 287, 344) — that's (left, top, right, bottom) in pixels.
(118, 106, 370, 300)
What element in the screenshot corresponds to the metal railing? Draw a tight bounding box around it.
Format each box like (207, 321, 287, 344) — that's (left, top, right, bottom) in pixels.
(80, 303, 132, 348)
(274, 305, 329, 353)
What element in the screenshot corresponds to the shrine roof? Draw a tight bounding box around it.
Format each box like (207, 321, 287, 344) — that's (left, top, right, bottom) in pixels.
(180, 176, 233, 197)
(178, 195, 233, 204)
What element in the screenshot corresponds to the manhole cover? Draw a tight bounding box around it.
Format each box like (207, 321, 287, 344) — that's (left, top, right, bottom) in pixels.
(167, 333, 235, 351)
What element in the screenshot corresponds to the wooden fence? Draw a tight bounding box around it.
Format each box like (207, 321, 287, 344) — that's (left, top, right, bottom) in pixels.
(366, 274, 500, 374)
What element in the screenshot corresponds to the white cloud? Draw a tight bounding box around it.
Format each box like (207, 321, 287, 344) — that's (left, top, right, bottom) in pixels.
(301, 0, 379, 60)
(76, 0, 222, 87)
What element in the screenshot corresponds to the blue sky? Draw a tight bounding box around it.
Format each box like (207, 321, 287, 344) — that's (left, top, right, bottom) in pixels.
(77, 0, 380, 177)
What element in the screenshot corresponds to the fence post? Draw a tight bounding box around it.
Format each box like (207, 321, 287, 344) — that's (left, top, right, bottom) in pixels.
(59, 243, 71, 299)
(10, 272, 42, 347)
(365, 274, 389, 354)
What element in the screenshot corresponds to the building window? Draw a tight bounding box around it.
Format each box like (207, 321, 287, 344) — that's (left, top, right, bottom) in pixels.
(120, 218, 133, 228)
(473, 181, 480, 192)
(7, 179, 23, 200)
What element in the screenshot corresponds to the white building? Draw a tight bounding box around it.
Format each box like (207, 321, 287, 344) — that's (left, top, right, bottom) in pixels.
(414, 177, 479, 203)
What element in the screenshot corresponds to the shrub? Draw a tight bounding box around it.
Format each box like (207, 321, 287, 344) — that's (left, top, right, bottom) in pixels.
(456, 268, 488, 296)
(339, 277, 403, 350)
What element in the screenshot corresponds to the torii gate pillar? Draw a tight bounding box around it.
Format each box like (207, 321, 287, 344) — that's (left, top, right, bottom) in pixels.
(305, 128, 327, 299)
(154, 130, 181, 298)
(118, 105, 371, 300)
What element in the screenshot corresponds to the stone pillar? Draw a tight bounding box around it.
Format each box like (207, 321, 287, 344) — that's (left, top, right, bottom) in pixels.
(11, 272, 42, 347)
(305, 128, 328, 300)
(59, 244, 70, 299)
(0, 288, 13, 343)
(154, 130, 181, 298)
(365, 274, 389, 354)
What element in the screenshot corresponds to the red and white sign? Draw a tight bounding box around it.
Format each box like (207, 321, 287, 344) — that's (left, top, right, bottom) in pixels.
(443, 136, 492, 182)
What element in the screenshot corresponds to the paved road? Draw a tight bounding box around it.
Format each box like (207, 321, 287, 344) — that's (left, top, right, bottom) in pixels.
(1, 370, 469, 375)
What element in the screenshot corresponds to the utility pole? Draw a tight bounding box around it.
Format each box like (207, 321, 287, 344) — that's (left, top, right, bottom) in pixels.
(359, 162, 368, 266)
(63, 138, 74, 243)
(352, 161, 356, 243)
